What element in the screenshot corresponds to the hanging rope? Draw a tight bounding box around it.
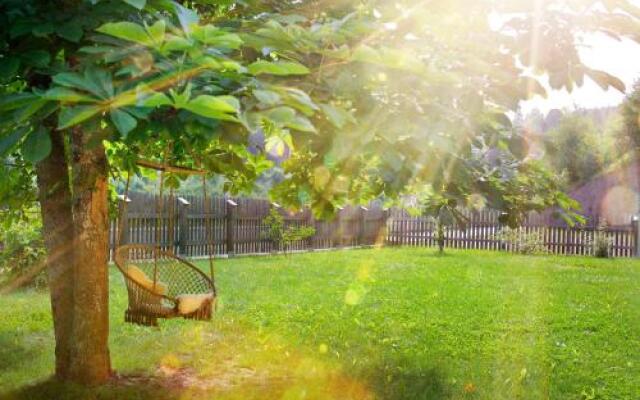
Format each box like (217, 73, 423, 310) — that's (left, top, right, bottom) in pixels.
(117, 172, 131, 249)
(153, 146, 170, 287)
(168, 187, 175, 255)
(201, 171, 216, 296)
(153, 168, 165, 287)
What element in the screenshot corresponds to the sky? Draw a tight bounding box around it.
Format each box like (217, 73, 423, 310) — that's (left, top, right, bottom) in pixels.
(520, 33, 640, 115)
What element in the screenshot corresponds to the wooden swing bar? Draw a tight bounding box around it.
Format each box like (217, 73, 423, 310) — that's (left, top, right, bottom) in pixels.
(135, 159, 207, 175)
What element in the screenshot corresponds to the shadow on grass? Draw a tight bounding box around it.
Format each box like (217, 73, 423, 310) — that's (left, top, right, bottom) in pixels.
(0, 378, 185, 400)
(1, 341, 450, 400)
(363, 361, 450, 400)
(1, 373, 320, 400)
(0, 332, 48, 375)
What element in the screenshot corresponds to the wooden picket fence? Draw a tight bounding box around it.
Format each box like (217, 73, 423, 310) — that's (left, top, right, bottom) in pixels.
(109, 192, 388, 260)
(109, 192, 638, 259)
(386, 208, 637, 257)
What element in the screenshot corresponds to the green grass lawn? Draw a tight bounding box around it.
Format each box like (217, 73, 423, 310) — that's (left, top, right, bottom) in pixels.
(1, 248, 639, 400)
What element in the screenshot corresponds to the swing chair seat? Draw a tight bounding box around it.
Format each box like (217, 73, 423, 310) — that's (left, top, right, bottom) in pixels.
(115, 244, 216, 326)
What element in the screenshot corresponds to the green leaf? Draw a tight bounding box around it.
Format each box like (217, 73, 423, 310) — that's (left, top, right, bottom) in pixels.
(42, 88, 97, 103)
(53, 73, 88, 90)
(53, 69, 112, 99)
(11, 99, 48, 124)
(161, 35, 192, 52)
(260, 106, 315, 132)
(53, 72, 101, 97)
(209, 33, 243, 49)
(247, 60, 309, 76)
(56, 21, 84, 43)
(174, 3, 199, 34)
(0, 127, 29, 156)
(84, 68, 114, 98)
(320, 103, 355, 128)
(195, 56, 223, 69)
(32, 23, 55, 38)
(217, 96, 240, 112)
(0, 57, 20, 81)
(184, 95, 240, 119)
(0, 93, 38, 112)
(586, 68, 626, 93)
(263, 106, 296, 125)
(21, 50, 50, 68)
(110, 109, 137, 137)
(192, 25, 242, 49)
(288, 115, 316, 133)
(136, 85, 172, 107)
(146, 20, 166, 44)
(253, 89, 281, 106)
(96, 22, 152, 46)
(122, 0, 146, 9)
(280, 87, 319, 116)
(58, 105, 103, 129)
(21, 127, 52, 163)
(9, 19, 34, 38)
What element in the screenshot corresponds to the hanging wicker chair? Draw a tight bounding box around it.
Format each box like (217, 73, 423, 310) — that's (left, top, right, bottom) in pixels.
(114, 155, 217, 327)
(114, 244, 216, 326)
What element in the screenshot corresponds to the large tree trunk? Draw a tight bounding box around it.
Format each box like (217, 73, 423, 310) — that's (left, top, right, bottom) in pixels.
(66, 129, 111, 384)
(36, 130, 75, 380)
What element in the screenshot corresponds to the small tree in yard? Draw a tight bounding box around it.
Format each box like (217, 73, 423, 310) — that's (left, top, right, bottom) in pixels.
(495, 228, 548, 255)
(592, 220, 612, 258)
(417, 189, 469, 254)
(263, 208, 315, 254)
(0, 0, 637, 387)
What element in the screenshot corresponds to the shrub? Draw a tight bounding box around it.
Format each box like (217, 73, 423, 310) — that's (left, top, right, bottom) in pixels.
(262, 208, 316, 254)
(592, 221, 612, 258)
(496, 227, 548, 255)
(0, 215, 47, 288)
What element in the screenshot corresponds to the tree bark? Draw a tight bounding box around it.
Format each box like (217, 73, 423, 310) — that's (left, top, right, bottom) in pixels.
(36, 130, 75, 380)
(66, 129, 111, 385)
(436, 220, 445, 254)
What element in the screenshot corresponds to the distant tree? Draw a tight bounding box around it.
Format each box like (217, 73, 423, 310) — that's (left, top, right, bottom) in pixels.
(620, 81, 640, 151)
(546, 114, 604, 185)
(523, 109, 547, 134)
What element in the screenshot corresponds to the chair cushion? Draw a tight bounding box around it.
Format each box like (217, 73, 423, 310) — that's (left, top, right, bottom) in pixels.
(127, 265, 168, 295)
(176, 293, 214, 315)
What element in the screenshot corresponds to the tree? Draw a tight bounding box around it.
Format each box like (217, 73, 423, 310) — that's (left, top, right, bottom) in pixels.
(546, 114, 604, 185)
(620, 80, 640, 151)
(619, 80, 640, 224)
(1, 0, 638, 386)
(262, 208, 316, 254)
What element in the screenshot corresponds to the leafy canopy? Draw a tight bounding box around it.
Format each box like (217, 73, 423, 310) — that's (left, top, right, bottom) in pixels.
(1, 0, 639, 225)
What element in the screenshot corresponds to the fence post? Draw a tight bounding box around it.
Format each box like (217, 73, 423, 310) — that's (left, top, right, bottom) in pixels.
(177, 197, 189, 256)
(632, 216, 640, 257)
(306, 208, 315, 250)
(358, 206, 366, 246)
(119, 202, 129, 246)
(226, 198, 237, 257)
(337, 207, 344, 247)
(382, 208, 390, 246)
